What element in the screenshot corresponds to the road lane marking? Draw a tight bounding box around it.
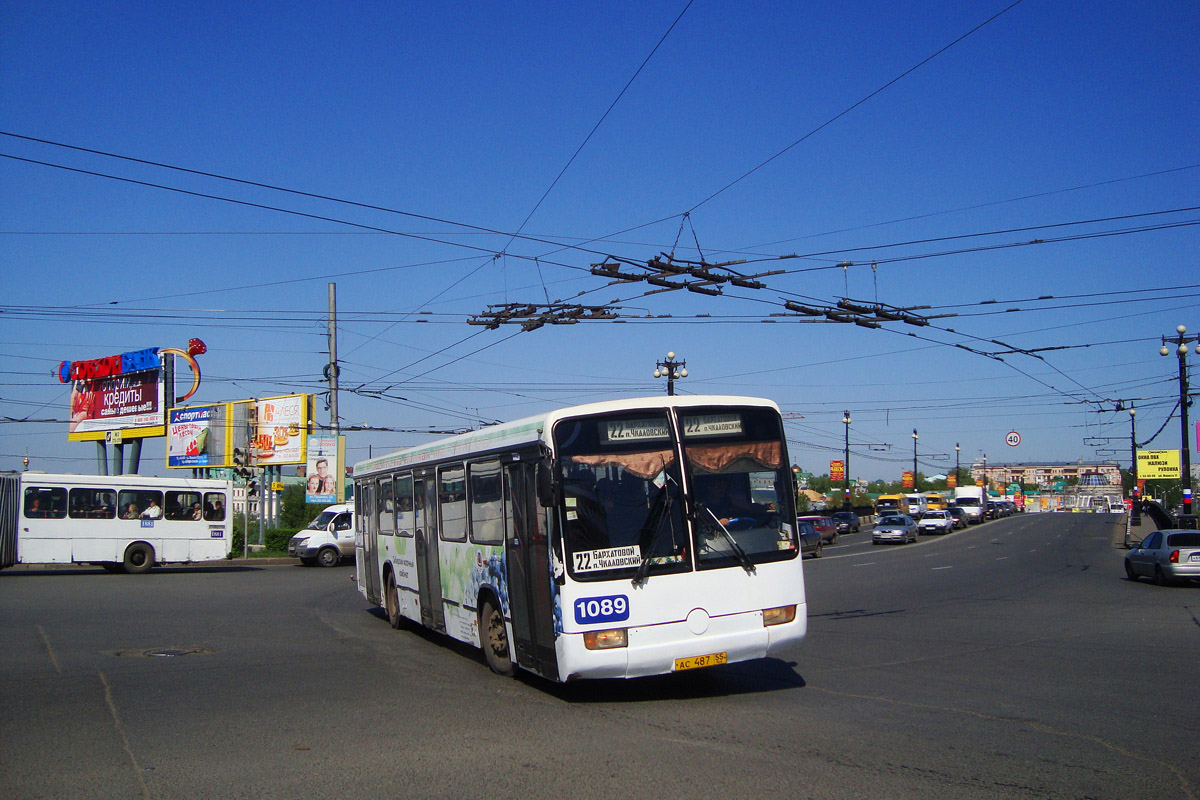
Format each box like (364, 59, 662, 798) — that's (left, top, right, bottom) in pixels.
(996, 556, 1008, 560)
(36, 624, 61, 675)
(932, 566, 953, 570)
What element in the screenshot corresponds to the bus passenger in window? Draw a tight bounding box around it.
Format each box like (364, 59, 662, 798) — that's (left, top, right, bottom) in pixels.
(141, 498, 162, 519)
(205, 498, 225, 521)
(123, 503, 140, 520)
(191, 503, 203, 520)
(26, 496, 44, 518)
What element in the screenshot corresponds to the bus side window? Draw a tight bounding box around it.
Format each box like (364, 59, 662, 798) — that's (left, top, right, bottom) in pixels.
(203, 493, 226, 521)
(25, 487, 66, 519)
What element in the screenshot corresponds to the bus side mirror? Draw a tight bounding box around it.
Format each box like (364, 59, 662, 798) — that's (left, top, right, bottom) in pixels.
(537, 460, 558, 508)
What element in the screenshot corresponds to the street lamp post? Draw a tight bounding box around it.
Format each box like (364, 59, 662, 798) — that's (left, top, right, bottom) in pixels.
(1160, 324, 1199, 526)
(912, 429, 919, 493)
(1129, 406, 1141, 527)
(843, 410, 852, 509)
(955, 442, 960, 489)
(653, 352, 688, 396)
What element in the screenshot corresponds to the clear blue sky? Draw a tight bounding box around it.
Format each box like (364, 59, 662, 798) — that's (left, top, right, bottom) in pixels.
(1, 1, 1197, 482)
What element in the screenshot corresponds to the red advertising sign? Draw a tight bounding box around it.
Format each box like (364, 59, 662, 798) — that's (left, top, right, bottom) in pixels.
(902, 471, 914, 489)
(830, 460, 845, 482)
(68, 369, 165, 442)
(947, 472, 958, 488)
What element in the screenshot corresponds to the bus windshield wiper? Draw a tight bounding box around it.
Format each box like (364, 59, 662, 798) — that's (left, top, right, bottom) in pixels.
(700, 505, 756, 575)
(633, 482, 674, 586)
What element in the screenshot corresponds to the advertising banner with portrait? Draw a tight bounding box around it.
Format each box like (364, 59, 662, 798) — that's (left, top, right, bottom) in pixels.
(166, 404, 229, 468)
(67, 369, 166, 442)
(305, 435, 338, 504)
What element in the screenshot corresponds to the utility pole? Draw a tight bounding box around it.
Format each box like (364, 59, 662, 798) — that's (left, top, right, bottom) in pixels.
(911, 429, 919, 492)
(1129, 406, 1141, 527)
(842, 411, 852, 509)
(327, 283, 340, 435)
(1160, 324, 1198, 526)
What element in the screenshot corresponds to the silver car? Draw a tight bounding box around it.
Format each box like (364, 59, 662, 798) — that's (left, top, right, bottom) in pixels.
(873, 515, 918, 545)
(1125, 530, 1200, 585)
(918, 509, 954, 535)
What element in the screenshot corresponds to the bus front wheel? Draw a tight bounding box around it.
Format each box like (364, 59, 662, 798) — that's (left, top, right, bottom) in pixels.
(123, 543, 155, 574)
(385, 572, 403, 629)
(479, 598, 513, 676)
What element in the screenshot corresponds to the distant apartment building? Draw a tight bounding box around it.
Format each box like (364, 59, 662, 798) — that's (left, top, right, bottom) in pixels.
(971, 460, 1121, 489)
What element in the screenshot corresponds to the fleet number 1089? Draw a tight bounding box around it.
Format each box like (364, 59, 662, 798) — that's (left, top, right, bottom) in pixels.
(574, 594, 630, 624)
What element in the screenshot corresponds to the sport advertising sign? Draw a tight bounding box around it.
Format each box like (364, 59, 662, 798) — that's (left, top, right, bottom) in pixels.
(166, 404, 228, 467)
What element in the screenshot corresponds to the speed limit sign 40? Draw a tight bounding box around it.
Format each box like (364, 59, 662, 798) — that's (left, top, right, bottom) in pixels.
(1006, 431, 1021, 447)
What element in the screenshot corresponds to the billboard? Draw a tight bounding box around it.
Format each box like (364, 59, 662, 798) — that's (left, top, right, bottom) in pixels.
(305, 435, 339, 504)
(67, 368, 165, 442)
(166, 404, 228, 467)
(1137, 449, 1180, 480)
(62, 343, 206, 443)
(901, 471, 914, 489)
(830, 460, 845, 482)
(244, 394, 311, 466)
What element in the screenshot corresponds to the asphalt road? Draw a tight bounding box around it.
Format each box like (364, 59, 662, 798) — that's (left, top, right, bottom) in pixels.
(1, 513, 1197, 799)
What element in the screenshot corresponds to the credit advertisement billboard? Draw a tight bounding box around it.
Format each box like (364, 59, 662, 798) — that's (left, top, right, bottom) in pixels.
(67, 369, 165, 442)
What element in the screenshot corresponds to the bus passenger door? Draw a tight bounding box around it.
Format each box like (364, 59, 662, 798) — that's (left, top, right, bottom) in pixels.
(414, 475, 445, 632)
(504, 462, 558, 678)
(359, 483, 380, 605)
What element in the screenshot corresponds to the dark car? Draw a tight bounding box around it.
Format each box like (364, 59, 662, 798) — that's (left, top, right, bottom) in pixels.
(797, 519, 822, 559)
(831, 511, 860, 534)
(947, 506, 968, 529)
(798, 515, 837, 544)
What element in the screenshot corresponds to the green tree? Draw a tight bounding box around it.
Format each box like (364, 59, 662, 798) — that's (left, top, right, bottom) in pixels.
(280, 484, 327, 530)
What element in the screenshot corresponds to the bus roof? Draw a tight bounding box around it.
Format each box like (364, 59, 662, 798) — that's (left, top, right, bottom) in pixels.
(353, 394, 780, 477)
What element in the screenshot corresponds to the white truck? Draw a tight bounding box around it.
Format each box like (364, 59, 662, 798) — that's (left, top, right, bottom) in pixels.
(953, 487, 986, 524)
(905, 493, 928, 520)
(287, 503, 355, 567)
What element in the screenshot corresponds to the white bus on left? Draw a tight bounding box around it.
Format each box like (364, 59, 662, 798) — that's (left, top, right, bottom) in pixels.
(0, 472, 232, 573)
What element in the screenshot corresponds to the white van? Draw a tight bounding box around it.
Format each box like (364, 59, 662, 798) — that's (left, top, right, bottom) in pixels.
(905, 493, 928, 520)
(288, 503, 355, 567)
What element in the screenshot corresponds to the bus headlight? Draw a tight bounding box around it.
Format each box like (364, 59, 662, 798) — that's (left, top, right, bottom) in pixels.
(583, 628, 628, 650)
(762, 605, 796, 626)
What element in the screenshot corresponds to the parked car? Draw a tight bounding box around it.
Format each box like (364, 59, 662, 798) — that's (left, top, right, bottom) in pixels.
(872, 515, 919, 545)
(797, 519, 822, 559)
(1124, 530, 1200, 585)
(798, 515, 837, 544)
(947, 506, 969, 529)
(831, 511, 860, 534)
(918, 509, 955, 535)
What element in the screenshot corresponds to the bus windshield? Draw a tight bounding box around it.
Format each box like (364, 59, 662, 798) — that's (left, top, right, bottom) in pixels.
(680, 407, 794, 571)
(555, 410, 689, 581)
(554, 405, 796, 581)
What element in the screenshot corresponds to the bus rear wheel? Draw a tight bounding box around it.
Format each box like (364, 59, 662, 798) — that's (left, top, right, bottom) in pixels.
(123, 543, 155, 574)
(479, 598, 513, 676)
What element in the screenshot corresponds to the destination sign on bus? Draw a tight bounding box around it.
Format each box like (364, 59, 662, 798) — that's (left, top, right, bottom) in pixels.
(572, 544, 642, 572)
(604, 418, 669, 442)
(682, 413, 743, 437)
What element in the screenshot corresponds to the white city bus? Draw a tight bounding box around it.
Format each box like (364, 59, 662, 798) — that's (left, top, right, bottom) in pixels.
(353, 395, 807, 681)
(0, 473, 232, 573)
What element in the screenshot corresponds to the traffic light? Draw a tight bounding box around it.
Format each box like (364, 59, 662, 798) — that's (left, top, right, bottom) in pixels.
(247, 479, 258, 497)
(232, 447, 252, 479)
